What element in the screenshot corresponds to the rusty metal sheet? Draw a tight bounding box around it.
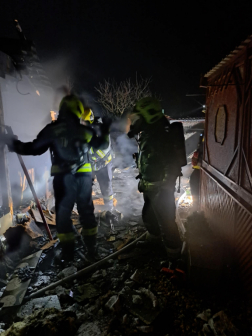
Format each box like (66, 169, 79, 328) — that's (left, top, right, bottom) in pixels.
(40, 239, 58, 250)
(0, 250, 42, 308)
(31, 209, 55, 225)
(31, 209, 79, 226)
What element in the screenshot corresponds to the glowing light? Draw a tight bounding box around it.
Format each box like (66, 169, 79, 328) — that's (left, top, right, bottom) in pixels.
(203, 104, 206, 108)
(50, 111, 57, 121)
(36, 90, 40, 96)
(178, 191, 193, 206)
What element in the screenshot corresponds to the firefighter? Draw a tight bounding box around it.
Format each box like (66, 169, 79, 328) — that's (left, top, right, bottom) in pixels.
(82, 108, 121, 218)
(7, 95, 111, 263)
(127, 97, 184, 261)
(190, 132, 204, 212)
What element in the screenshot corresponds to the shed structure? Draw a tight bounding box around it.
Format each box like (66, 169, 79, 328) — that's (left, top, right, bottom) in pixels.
(201, 36, 252, 293)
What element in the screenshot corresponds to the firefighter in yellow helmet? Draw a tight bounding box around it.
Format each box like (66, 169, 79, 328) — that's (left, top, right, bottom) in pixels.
(81, 108, 122, 218)
(7, 95, 111, 263)
(128, 97, 186, 261)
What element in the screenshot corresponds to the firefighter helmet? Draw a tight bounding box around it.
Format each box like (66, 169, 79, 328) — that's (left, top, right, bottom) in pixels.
(82, 108, 94, 124)
(59, 95, 84, 119)
(133, 97, 163, 124)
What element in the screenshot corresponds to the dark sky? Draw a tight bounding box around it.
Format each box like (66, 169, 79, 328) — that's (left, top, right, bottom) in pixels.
(1, 0, 252, 117)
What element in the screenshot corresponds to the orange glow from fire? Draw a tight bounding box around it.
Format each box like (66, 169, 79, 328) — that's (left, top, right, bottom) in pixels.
(50, 111, 57, 121)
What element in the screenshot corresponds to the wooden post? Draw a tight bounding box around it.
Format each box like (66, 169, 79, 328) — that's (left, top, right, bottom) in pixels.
(0, 87, 13, 215)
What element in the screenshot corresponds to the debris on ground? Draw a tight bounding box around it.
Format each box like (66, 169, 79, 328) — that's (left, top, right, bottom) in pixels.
(58, 266, 77, 279)
(17, 295, 61, 319)
(16, 265, 33, 282)
(1, 308, 77, 336)
(0, 251, 42, 307)
(74, 283, 101, 302)
(0, 167, 251, 335)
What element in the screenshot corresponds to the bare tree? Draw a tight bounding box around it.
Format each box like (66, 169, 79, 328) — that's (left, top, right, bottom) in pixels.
(95, 75, 152, 117)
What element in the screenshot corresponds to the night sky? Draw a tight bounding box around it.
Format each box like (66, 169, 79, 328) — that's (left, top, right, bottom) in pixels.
(1, 0, 252, 117)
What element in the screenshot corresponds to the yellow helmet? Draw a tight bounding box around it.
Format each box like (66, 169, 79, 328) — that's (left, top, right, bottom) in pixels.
(59, 95, 84, 119)
(82, 108, 94, 124)
(133, 97, 163, 124)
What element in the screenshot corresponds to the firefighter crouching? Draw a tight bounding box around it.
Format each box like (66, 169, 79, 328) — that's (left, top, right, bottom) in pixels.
(6, 95, 111, 263)
(127, 97, 187, 261)
(81, 108, 122, 218)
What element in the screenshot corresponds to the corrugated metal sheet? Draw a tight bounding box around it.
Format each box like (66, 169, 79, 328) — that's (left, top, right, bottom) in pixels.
(235, 206, 252, 293)
(201, 169, 252, 293)
(201, 169, 235, 262)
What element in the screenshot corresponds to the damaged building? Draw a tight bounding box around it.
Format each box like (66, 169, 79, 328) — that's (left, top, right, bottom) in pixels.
(0, 22, 251, 336)
(200, 36, 252, 295)
(0, 20, 53, 218)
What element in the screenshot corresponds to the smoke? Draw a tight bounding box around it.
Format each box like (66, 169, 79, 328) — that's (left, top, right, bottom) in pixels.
(0, 55, 78, 206)
(0, 51, 139, 212)
(79, 91, 104, 117)
(111, 133, 137, 169)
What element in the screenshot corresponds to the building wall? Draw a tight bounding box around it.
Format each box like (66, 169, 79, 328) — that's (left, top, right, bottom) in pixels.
(0, 72, 53, 200)
(201, 169, 252, 293)
(201, 40, 252, 293)
(206, 85, 238, 176)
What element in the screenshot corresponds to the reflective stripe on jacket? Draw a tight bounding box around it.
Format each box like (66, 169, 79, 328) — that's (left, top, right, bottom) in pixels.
(76, 163, 92, 173)
(51, 162, 92, 174)
(89, 136, 112, 171)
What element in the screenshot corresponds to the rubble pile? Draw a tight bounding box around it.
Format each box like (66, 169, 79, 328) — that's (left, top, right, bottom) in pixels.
(0, 168, 251, 335)
(1, 308, 77, 336)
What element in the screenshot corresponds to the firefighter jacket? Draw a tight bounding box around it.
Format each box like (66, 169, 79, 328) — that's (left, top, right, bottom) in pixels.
(129, 116, 181, 183)
(89, 135, 112, 172)
(9, 114, 110, 175)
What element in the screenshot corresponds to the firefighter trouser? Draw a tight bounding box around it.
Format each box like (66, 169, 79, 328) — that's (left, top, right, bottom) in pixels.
(95, 161, 113, 210)
(53, 173, 98, 254)
(141, 175, 181, 250)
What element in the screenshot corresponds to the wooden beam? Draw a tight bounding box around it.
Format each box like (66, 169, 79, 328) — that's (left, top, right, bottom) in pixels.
(0, 87, 13, 216)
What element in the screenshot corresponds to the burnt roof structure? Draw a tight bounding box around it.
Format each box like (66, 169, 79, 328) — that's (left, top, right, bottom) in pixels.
(204, 35, 252, 79)
(0, 20, 52, 93)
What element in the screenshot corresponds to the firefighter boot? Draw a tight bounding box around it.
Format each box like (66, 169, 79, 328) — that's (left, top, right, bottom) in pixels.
(111, 208, 123, 221)
(164, 240, 182, 263)
(83, 235, 101, 263)
(137, 231, 162, 248)
(56, 232, 75, 265)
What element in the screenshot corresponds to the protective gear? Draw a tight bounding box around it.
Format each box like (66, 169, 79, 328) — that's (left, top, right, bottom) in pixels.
(53, 172, 98, 260)
(132, 97, 163, 124)
(59, 95, 84, 119)
(82, 108, 94, 124)
(9, 94, 110, 259)
(83, 235, 100, 263)
(57, 232, 75, 262)
(89, 136, 113, 172)
(134, 117, 182, 182)
(0, 133, 16, 150)
(87, 118, 117, 213)
(141, 175, 182, 258)
(95, 161, 113, 210)
(11, 98, 109, 176)
(137, 231, 162, 248)
(128, 102, 183, 261)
